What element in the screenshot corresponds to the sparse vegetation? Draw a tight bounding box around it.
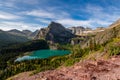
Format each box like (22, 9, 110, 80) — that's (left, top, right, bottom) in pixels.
(1, 36, 120, 80)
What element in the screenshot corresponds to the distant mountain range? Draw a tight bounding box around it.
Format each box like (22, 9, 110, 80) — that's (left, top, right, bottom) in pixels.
(0, 30, 30, 48)
(0, 19, 120, 47)
(0, 29, 39, 48)
(7, 29, 39, 39)
(1, 19, 120, 80)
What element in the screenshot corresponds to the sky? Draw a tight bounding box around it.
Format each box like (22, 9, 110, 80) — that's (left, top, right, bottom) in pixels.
(0, 0, 120, 31)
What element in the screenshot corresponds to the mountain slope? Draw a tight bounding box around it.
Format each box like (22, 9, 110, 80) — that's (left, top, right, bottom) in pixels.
(0, 30, 29, 47)
(8, 29, 39, 39)
(29, 30, 39, 38)
(7, 29, 26, 37)
(94, 20, 120, 44)
(22, 30, 32, 36)
(7, 56, 120, 80)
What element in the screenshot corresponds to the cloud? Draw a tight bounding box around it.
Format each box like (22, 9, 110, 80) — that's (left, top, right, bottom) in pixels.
(55, 18, 112, 29)
(35, 18, 51, 24)
(79, 4, 120, 27)
(0, 0, 17, 8)
(0, 11, 21, 20)
(0, 0, 40, 7)
(0, 0, 120, 31)
(24, 5, 120, 28)
(22, 9, 70, 20)
(0, 21, 42, 31)
(25, 10, 54, 19)
(56, 19, 92, 27)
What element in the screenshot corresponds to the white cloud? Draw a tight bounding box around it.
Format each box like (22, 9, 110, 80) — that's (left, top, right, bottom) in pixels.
(0, 0, 17, 8)
(22, 9, 70, 20)
(26, 10, 54, 18)
(0, 11, 21, 20)
(0, 0, 40, 8)
(36, 18, 51, 24)
(55, 18, 113, 28)
(0, 1, 120, 31)
(24, 5, 120, 28)
(56, 19, 92, 27)
(79, 4, 120, 27)
(0, 21, 42, 31)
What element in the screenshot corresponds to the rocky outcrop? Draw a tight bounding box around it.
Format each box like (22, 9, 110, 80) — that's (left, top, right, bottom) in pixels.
(35, 22, 75, 44)
(68, 26, 85, 35)
(81, 19, 120, 48)
(68, 26, 93, 35)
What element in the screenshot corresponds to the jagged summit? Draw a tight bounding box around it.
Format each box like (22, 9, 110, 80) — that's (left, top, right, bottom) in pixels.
(35, 22, 75, 44)
(48, 22, 65, 30)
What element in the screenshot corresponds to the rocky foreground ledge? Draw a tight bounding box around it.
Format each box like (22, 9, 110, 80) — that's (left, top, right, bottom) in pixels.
(8, 56, 120, 80)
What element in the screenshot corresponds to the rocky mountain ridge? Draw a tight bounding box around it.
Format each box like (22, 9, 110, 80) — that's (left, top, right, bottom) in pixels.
(93, 19, 120, 44)
(7, 29, 39, 39)
(0, 30, 29, 48)
(109, 19, 120, 28)
(35, 22, 75, 44)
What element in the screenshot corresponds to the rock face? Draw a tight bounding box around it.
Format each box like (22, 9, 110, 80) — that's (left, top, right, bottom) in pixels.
(35, 22, 75, 44)
(68, 26, 93, 35)
(68, 26, 85, 35)
(70, 19, 120, 47)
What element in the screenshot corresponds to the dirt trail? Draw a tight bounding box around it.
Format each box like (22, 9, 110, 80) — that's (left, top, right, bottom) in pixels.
(9, 55, 120, 80)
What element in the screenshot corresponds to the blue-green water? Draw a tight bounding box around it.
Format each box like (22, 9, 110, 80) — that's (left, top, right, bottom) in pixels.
(15, 50, 70, 62)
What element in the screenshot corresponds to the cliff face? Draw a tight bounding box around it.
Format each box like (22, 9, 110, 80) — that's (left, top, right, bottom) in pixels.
(68, 26, 94, 36)
(35, 22, 75, 44)
(68, 26, 85, 35)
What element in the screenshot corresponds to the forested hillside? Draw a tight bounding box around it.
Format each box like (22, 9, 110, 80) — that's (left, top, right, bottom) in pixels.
(0, 30, 29, 48)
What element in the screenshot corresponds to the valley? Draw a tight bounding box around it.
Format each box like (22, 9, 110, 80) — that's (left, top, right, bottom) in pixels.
(0, 19, 120, 80)
(1, 0, 120, 80)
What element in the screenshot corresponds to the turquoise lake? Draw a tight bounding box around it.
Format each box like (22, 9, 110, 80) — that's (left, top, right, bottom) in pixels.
(15, 50, 70, 61)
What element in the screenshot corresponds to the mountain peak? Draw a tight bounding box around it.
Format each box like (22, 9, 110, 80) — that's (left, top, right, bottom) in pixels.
(51, 21, 57, 24)
(49, 21, 63, 26)
(35, 22, 75, 44)
(48, 21, 65, 31)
